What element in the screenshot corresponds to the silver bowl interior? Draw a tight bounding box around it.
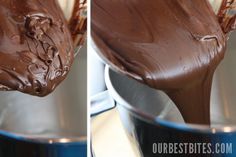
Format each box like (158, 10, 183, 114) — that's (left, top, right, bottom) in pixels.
(0, 46, 87, 141)
(106, 31, 236, 129)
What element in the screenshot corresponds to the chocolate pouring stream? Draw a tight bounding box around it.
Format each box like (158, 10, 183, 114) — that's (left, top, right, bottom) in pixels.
(0, 0, 74, 96)
(92, 0, 236, 124)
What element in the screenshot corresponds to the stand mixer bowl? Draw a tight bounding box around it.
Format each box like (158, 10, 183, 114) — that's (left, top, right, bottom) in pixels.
(103, 32, 236, 157)
(0, 47, 87, 157)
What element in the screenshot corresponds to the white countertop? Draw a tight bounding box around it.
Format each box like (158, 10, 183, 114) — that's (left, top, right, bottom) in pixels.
(92, 109, 137, 157)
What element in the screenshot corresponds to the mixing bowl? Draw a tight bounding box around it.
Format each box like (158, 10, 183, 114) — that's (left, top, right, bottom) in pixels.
(0, 47, 87, 157)
(92, 31, 236, 157)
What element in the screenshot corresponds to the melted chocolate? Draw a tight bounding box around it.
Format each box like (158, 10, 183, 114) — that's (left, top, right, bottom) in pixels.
(0, 0, 74, 96)
(69, 0, 87, 47)
(218, 0, 236, 34)
(91, 0, 232, 124)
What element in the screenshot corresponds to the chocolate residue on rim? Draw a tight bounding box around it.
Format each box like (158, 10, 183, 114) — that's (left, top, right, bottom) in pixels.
(91, 0, 233, 124)
(0, 0, 74, 96)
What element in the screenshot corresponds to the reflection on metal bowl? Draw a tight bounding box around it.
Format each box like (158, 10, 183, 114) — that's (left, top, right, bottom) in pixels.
(0, 47, 87, 157)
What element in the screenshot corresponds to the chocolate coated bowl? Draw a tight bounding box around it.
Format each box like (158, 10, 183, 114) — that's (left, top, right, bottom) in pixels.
(101, 32, 236, 157)
(0, 47, 87, 157)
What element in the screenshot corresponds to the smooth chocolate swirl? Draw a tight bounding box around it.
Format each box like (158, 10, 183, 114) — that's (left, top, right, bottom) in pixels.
(0, 0, 74, 96)
(92, 0, 229, 124)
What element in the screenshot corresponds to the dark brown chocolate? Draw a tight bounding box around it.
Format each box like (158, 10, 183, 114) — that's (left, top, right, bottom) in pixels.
(69, 0, 87, 47)
(91, 0, 232, 124)
(0, 0, 74, 96)
(218, 0, 236, 34)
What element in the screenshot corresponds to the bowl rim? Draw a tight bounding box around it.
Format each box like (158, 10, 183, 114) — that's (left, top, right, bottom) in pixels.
(105, 66, 236, 134)
(0, 129, 87, 144)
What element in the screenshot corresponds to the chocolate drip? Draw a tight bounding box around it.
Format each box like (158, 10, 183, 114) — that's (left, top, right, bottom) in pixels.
(92, 0, 228, 124)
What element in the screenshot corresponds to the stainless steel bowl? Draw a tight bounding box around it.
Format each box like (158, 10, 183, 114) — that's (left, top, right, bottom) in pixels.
(0, 46, 87, 157)
(102, 32, 236, 157)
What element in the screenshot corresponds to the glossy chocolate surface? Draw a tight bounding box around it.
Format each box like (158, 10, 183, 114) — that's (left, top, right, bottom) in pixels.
(0, 0, 74, 96)
(92, 0, 235, 124)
